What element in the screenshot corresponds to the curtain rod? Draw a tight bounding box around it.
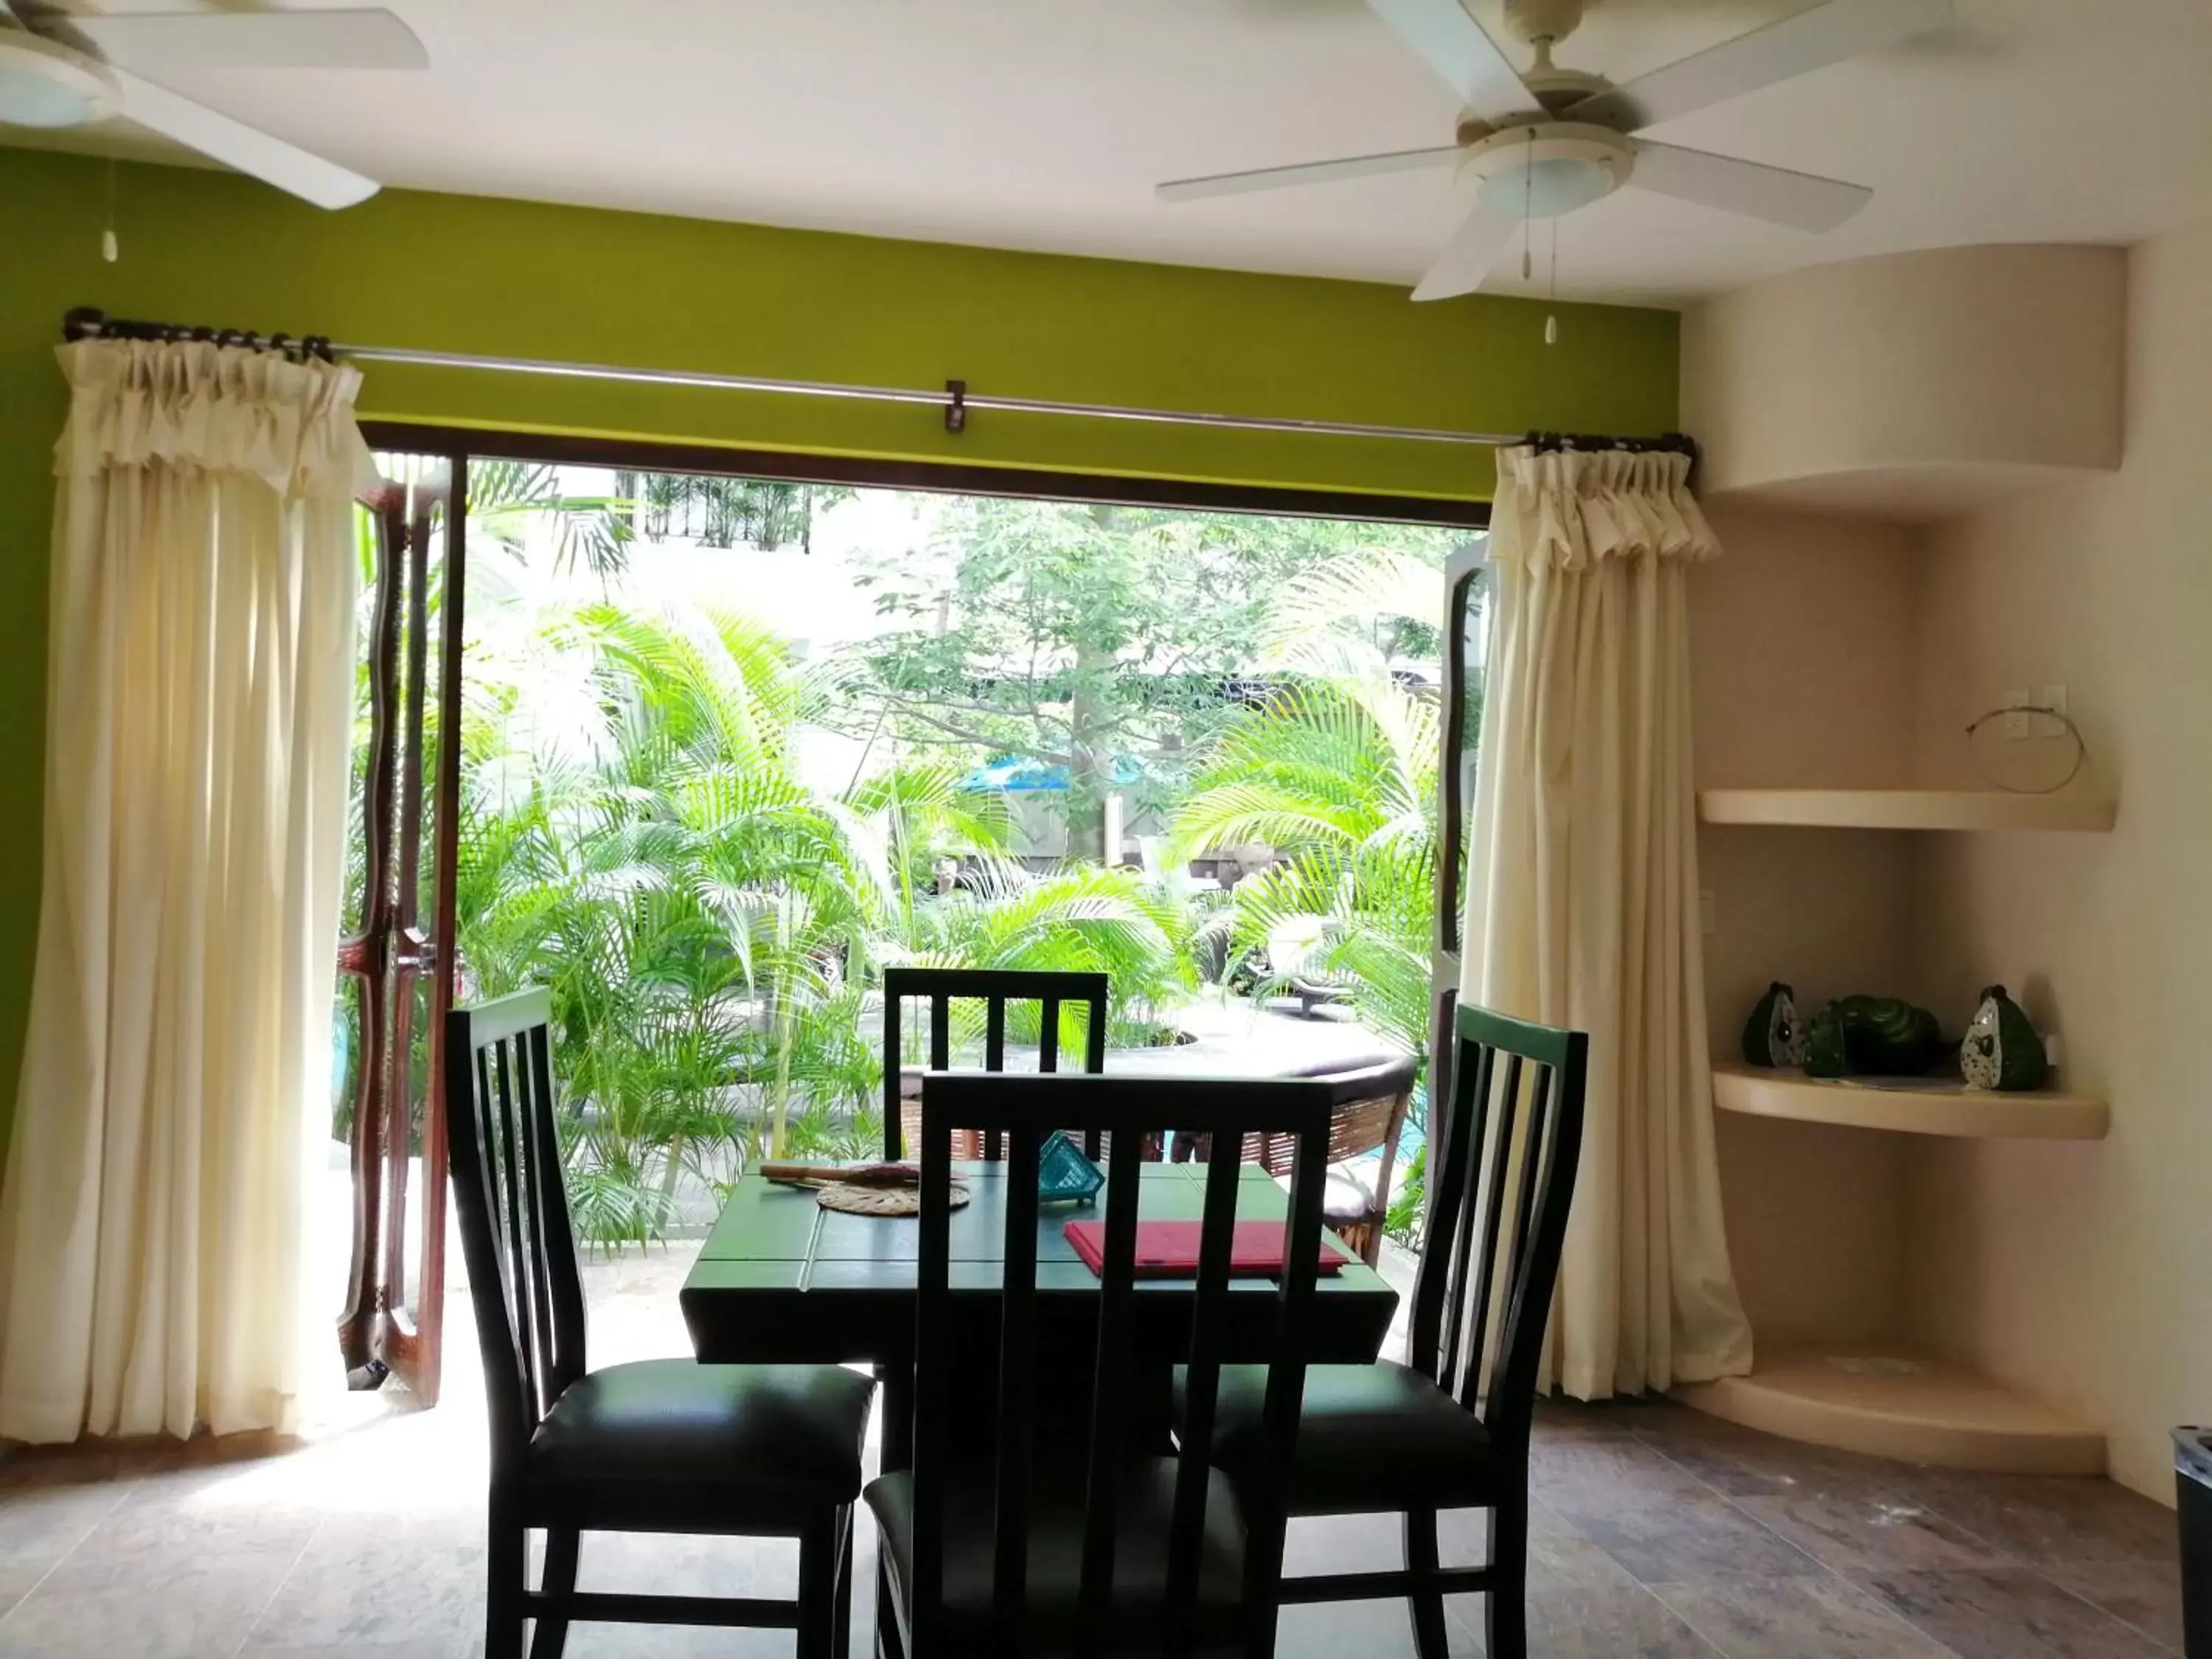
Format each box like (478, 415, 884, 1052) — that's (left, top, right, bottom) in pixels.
(62, 307, 1691, 456)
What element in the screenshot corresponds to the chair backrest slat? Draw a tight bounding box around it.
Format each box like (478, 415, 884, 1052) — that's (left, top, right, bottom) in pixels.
(1244, 1123, 1328, 1624)
(983, 999, 1009, 1162)
(909, 1071, 1333, 1655)
(445, 988, 588, 1481)
(882, 968, 1110, 1161)
(1427, 1040, 1490, 1393)
(1076, 1128, 1143, 1637)
(526, 1006, 588, 1403)
(992, 1126, 1041, 1639)
(1410, 1001, 1587, 1450)
(1164, 1134, 1242, 1627)
(491, 1039, 540, 1415)
(912, 1106, 956, 1658)
(1452, 1049, 1522, 1403)
(929, 993, 952, 1073)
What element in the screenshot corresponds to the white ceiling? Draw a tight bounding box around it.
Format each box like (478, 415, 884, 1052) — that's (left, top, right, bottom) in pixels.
(18, 0, 2212, 306)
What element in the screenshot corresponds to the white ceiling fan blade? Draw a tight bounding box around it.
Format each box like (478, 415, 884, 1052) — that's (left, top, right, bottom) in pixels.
(1411, 206, 1517, 302)
(1570, 0, 1952, 132)
(1630, 140, 1870, 232)
(72, 8, 425, 71)
(1363, 0, 1537, 123)
(1158, 145, 1459, 203)
(114, 68, 378, 209)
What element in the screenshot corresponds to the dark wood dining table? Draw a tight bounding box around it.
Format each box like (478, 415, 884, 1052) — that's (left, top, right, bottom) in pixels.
(681, 1159, 1400, 1467)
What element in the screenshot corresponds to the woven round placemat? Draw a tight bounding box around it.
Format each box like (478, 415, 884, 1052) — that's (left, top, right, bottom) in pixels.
(815, 1181, 969, 1217)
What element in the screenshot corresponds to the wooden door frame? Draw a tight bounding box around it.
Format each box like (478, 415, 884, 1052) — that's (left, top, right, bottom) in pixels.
(1427, 540, 1490, 1180)
(355, 423, 1495, 531)
(336, 443, 470, 1402)
(344, 420, 1485, 1399)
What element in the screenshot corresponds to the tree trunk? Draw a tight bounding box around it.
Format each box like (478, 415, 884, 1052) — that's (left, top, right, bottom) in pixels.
(1066, 632, 1110, 863)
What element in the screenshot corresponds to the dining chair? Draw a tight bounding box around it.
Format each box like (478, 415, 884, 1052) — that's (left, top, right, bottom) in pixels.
(880, 966, 1110, 1160)
(447, 989, 877, 1659)
(869, 1071, 1336, 1658)
(1175, 1055, 1419, 1268)
(1178, 1001, 1589, 1659)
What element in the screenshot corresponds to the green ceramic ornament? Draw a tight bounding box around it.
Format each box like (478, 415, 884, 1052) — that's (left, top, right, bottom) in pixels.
(1741, 981, 1806, 1068)
(1801, 995, 1946, 1078)
(1961, 984, 2047, 1091)
(1803, 1001, 1849, 1078)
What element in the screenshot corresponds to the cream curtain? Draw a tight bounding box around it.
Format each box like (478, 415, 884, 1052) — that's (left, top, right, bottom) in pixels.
(0, 338, 371, 1441)
(1460, 445, 1753, 1399)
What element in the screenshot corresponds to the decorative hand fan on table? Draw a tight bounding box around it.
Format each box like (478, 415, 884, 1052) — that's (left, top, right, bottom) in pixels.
(759, 1161, 969, 1217)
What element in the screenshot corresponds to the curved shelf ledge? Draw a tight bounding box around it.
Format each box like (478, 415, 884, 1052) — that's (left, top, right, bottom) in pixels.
(1675, 1344, 2105, 1475)
(1698, 789, 2116, 832)
(1712, 1063, 2107, 1140)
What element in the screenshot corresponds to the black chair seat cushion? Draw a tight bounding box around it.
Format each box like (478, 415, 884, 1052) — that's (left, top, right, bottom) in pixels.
(524, 1360, 874, 1529)
(867, 1457, 1251, 1651)
(1178, 1360, 1496, 1516)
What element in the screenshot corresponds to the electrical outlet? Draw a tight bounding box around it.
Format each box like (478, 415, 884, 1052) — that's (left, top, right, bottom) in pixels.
(1698, 888, 1716, 936)
(2003, 689, 2032, 741)
(2035, 684, 2067, 740)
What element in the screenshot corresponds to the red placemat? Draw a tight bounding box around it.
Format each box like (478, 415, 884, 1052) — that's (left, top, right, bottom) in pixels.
(1062, 1219, 1345, 1279)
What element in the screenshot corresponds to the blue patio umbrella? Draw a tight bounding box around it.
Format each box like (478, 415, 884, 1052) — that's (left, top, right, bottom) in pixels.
(956, 755, 1144, 793)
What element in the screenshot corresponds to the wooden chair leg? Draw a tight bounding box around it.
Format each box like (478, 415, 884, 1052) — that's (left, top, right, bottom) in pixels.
(1402, 1509, 1451, 1659)
(1485, 1498, 1530, 1659)
(527, 1528, 580, 1659)
(875, 1556, 907, 1659)
(1242, 1511, 1288, 1659)
(798, 1509, 841, 1659)
(484, 1502, 527, 1659)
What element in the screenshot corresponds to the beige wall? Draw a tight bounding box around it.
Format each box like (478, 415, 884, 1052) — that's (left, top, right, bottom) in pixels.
(1688, 507, 1925, 1347)
(1682, 245, 2126, 517)
(1899, 217, 2212, 1498)
(1684, 219, 2211, 1500)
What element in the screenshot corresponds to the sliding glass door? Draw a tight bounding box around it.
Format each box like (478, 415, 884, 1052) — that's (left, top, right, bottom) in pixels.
(335, 452, 465, 1404)
(1429, 540, 1488, 1133)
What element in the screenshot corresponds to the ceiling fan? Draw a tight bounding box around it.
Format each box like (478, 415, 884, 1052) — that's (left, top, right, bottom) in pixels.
(1159, 0, 1952, 300)
(0, 3, 425, 209)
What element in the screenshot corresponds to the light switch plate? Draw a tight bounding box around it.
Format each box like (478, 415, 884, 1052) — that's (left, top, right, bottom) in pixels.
(2004, 689, 2031, 740)
(2035, 684, 2067, 740)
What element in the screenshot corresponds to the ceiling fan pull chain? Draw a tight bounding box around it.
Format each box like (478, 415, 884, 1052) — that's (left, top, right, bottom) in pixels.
(1521, 128, 1536, 280)
(101, 157, 117, 264)
(1550, 215, 1562, 343)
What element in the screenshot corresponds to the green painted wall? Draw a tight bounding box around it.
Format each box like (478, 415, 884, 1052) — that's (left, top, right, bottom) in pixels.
(0, 146, 1677, 1148)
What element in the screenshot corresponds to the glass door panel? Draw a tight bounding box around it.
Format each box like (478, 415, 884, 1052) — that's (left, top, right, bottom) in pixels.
(1428, 540, 1488, 1138)
(335, 452, 462, 1404)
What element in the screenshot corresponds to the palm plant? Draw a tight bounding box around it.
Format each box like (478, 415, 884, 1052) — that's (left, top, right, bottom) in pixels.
(1169, 543, 1455, 1240)
(453, 540, 902, 1241)
(1169, 673, 1438, 1057)
(878, 855, 1197, 1054)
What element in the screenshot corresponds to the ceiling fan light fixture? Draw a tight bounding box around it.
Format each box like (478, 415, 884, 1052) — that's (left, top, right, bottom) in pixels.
(0, 34, 119, 129)
(1459, 122, 1632, 220)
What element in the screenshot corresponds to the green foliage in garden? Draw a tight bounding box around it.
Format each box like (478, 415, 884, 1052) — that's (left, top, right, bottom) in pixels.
(426, 478, 1467, 1250)
(453, 540, 1204, 1245)
(848, 496, 1458, 860)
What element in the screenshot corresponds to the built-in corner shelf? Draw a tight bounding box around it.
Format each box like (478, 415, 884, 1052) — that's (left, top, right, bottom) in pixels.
(1674, 1344, 2104, 1475)
(1711, 1063, 2108, 1141)
(1697, 789, 2116, 833)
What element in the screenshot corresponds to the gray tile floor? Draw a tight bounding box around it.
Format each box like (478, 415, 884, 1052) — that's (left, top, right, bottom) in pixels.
(0, 1245, 2184, 1658)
